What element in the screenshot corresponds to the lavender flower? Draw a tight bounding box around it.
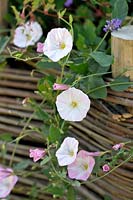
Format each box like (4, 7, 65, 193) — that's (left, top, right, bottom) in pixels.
(64, 0, 73, 7)
(103, 19, 122, 32)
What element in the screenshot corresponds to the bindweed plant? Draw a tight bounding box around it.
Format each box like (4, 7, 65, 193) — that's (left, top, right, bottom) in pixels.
(0, 0, 133, 199)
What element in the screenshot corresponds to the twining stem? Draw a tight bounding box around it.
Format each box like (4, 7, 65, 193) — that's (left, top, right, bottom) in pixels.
(9, 99, 45, 167)
(94, 31, 109, 52)
(9, 112, 35, 167)
(47, 142, 70, 185)
(87, 82, 133, 94)
(89, 154, 132, 183)
(71, 72, 112, 87)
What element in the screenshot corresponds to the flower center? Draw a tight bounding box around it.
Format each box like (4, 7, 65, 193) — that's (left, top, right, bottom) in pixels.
(83, 163, 88, 170)
(60, 42, 66, 49)
(69, 150, 74, 157)
(26, 33, 32, 41)
(71, 101, 78, 108)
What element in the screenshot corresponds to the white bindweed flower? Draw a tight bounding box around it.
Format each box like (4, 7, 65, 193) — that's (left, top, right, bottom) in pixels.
(13, 21, 43, 48)
(56, 137, 79, 166)
(43, 28, 73, 62)
(56, 87, 91, 121)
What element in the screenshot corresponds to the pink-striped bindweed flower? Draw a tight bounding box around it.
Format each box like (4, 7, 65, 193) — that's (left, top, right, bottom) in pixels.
(29, 148, 46, 162)
(56, 137, 79, 166)
(112, 143, 124, 151)
(53, 83, 69, 91)
(0, 166, 18, 198)
(13, 21, 43, 48)
(102, 164, 110, 172)
(56, 87, 91, 121)
(67, 150, 95, 181)
(43, 28, 73, 62)
(37, 42, 44, 53)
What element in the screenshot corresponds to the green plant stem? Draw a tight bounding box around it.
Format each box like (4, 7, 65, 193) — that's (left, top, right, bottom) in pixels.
(60, 65, 65, 82)
(9, 113, 35, 167)
(89, 154, 132, 184)
(71, 72, 112, 87)
(9, 99, 45, 167)
(87, 81, 133, 94)
(94, 31, 109, 52)
(47, 143, 71, 185)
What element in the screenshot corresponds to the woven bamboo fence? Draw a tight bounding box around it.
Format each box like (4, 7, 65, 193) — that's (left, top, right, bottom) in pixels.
(0, 66, 132, 200)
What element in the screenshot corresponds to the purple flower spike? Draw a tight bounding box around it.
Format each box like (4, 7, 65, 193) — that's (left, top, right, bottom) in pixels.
(64, 0, 73, 7)
(103, 18, 122, 32)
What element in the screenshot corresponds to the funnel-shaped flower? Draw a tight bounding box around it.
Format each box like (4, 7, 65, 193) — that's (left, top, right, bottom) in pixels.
(43, 28, 73, 62)
(13, 21, 43, 48)
(67, 150, 95, 181)
(56, 137, 79, 166)
(0, 166, 18, 198)
(56, 87, 90, 121)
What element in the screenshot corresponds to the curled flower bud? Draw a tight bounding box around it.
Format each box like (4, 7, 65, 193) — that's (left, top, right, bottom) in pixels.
(112, 143, 124, 151)
(103, 19, 122, 32)
(53, 83, 69, 91)
(102, 164, 110, 172)
(29, 148, 46, 162)
(37, 42, 44, 53)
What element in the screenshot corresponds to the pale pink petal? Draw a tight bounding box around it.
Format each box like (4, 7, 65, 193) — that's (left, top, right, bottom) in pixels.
(67, 150, 95, 181)
(53, 83, 69, 90)
(29, 148, 45, 162)
(102, 164, 110, 172)
(37, 42, 44, 53)
(0, 166, 18, 198)
(0, 175, 18, 198)
(56, 137, 79, 166)
(112, 143, 124, 151)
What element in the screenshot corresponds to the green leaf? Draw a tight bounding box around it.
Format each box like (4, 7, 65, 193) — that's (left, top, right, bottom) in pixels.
(0, 133, 12, 142)
(69, 14, 73, 24)
(76, 34, 87, 50)
(40, 156, 51, 166)
(67, 187, 76, 200)
(69, 60, 88, 74)
(0, 36, 10, 54)
(55, 0, 65, 9)
(11, 6, 24, 24)
(32, 0, 43, 11)
(90, 51, 113, 67)
(48, 124, 61, 143)
(83, 19, 97, 45)
(30, 100, 50, 121)
(58, 9, 67, 18)
(112, 0, 128, 20)
(88, 58, 110, 74)
(46, 185, 64, 197)
(14, 160, 31, 170)
(110, 76, 132, 91)
(87, 77, 107, 99)
(104, 194, 112, 200)
(36, 60, 60, 69)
